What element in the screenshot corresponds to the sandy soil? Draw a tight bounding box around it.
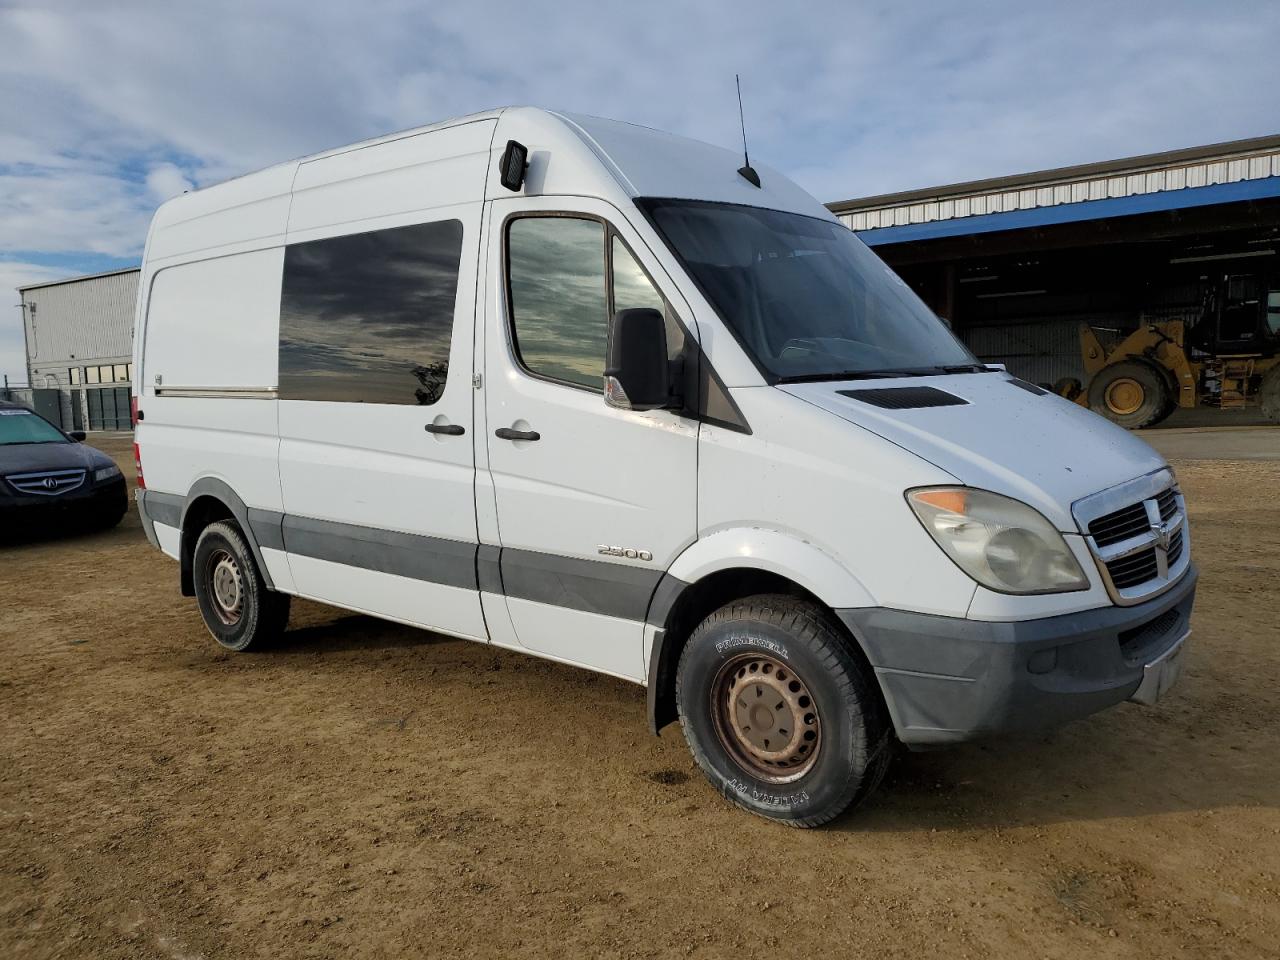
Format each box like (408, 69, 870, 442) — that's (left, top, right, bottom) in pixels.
(2, 435, 1278, 959)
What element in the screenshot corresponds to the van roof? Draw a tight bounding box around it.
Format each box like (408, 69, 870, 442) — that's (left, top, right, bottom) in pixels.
(145, 107, 832, 258)
(195, 107, 511, 192)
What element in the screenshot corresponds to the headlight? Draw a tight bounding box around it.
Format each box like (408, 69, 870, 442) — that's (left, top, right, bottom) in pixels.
(94, 465, 122, 482)
(906, 487, 1089, 595)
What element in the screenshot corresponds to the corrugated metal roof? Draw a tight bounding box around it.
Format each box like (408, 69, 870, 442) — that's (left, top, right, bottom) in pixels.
(830, 134, 1280, 234)
(16, 266, 140, 293)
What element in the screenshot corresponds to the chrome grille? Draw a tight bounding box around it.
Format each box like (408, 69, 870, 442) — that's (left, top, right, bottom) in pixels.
(6, 469, 87, 497)
(1073, 469, 1191, 606)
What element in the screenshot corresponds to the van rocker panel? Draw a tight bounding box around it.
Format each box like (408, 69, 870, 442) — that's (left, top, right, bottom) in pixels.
(839, 566, 1197, 746)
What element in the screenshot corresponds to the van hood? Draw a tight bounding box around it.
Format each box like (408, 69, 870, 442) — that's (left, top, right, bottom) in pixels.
(780, 373, 1168, 532)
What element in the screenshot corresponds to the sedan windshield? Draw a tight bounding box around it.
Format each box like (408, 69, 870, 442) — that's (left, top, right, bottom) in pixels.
(0, 409, 67, 445)
(639, 199, 979, 381)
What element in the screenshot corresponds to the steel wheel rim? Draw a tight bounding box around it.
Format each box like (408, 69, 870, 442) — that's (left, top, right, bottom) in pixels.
(710, 652, 822, 783)
(207, 549, 244, 626)
(1105, 377, 1144, 415)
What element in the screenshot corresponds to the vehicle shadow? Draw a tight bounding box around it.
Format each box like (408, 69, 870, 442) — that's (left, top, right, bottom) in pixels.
(265, 610, 455, 656)
(845, 678, 1279, 831)
(255, 610, 1278, 830)
(0, 520, 132, 549)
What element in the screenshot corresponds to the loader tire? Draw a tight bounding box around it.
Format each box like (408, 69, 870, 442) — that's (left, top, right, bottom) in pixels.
(1088, 361, 1169, 430)
(1261, 367, 1280, 424)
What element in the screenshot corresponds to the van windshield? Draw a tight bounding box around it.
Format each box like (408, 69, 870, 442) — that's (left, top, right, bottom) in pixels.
(638, 199, 980, 382)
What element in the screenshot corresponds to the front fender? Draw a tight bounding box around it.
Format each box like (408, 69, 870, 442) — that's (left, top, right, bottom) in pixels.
(664, 527, 876, 610)
(642, 527, 876, 736)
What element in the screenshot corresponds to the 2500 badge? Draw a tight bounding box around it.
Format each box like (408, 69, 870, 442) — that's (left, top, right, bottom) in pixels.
(597, 544, 653, 562)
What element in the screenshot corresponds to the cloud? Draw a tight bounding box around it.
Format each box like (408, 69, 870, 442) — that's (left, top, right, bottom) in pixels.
(145, 163, 195, 204)
(0, 0, 1277, 300)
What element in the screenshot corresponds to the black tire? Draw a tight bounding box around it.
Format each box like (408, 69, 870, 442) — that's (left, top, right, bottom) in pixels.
(192, 520, 290, 651)
(1087, 360, 1170, 429)
(675, 595, 891, 828)
(1148, 390, 1180, 427)
(1261, 366, 1280, 424)
(98, 505, 126, 530)
(98, 491, 127, 530)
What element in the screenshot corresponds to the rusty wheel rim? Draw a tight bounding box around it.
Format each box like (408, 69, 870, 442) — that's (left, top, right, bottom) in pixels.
(207, 549, 244, 626)
(710, 653, 821, 783)
(1105, 377, 1144, 415)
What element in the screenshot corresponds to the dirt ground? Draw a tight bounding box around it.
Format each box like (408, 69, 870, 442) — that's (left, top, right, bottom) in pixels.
(2, 434, 1278, 960)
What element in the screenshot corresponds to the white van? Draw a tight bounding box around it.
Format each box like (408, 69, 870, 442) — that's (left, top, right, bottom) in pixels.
(132, 107, 1195, 826)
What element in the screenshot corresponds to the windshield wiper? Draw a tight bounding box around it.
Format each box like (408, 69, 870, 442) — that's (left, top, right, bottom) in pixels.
(936, 363, 995, 374)
(777, 368, 937, 384)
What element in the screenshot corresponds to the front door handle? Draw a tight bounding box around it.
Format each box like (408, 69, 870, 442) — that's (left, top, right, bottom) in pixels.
(495, 426, 541, 442)
(425, 422, 465, 436)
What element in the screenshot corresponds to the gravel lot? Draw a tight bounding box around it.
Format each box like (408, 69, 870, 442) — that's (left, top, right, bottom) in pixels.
(2, 432, 1278, 959)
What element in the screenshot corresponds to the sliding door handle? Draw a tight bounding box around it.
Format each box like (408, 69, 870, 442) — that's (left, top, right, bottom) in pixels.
(424, 422, 465, 436)
(495, 426, 540, 442)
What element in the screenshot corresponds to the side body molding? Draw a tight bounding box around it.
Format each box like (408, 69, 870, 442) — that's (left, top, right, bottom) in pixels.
(179, 477, 283, 594)
(643, 527, 877, 735)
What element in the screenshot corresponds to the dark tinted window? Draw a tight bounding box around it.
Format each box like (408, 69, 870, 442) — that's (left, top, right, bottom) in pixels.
(508, 217, 607, 390)
(279, 220, 464, 404)
(641, 199, 975, 381)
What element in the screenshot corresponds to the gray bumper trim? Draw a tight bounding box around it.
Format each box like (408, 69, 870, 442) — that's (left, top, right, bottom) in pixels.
(838, 565, 1197, 746)
(135, 488, 180, 549)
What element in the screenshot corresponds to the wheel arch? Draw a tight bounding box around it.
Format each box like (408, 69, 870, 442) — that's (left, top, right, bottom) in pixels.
(644, 530, 878, 735)
(178, 478, 281, 596)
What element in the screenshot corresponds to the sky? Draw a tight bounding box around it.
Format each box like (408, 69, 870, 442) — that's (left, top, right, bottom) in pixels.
(3, 0, 1279, 383)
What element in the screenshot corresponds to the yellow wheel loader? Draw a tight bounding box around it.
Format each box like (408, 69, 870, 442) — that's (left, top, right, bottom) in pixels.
(1063, 272, 1280, 429)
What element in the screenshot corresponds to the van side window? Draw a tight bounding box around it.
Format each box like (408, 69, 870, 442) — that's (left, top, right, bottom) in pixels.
(508, 217, 608, 390)
(507, 218, 683, 391)
(279, 219, 464, 405)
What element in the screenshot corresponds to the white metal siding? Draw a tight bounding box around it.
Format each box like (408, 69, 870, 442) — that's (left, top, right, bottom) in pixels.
(841, 145, 1280, 232)
(20, 270, 139, 430)
(22, 270, 138, 370)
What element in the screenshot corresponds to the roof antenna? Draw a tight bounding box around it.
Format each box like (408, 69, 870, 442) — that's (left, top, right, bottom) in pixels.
(735, 74, 761, 188)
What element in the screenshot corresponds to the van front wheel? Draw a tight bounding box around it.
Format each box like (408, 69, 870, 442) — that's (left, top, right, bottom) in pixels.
(192, 521, 290, 651)
(675, 595, 891, 827)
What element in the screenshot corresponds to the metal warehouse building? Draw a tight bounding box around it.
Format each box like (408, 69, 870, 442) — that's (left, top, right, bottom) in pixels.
(830, 135, 1280, 413)
(16, 268, 138, 431)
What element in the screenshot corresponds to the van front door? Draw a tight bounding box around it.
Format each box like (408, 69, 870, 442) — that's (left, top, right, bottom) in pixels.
(480, 197, 698, 681)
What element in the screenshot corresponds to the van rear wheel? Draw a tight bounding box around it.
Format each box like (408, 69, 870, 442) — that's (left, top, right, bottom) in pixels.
(193, 521, 289, 651)
(675, 595, 891, 827)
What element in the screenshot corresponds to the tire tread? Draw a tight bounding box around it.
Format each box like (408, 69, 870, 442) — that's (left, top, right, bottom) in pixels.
(675, 594, 890, 828)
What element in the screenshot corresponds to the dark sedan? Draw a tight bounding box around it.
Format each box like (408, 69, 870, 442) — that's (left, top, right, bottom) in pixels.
(0, 401, 128, 534)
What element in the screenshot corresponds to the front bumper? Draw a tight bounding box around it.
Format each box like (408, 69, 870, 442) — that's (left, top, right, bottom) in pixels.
(839, 565, 1197, 747)
(1, 476, 128, 530)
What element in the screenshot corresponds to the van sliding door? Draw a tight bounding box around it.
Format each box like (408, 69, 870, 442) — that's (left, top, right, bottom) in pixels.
(275, 121, 496, 640)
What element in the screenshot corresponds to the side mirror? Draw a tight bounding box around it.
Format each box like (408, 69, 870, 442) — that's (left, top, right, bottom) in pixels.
(68, 430, 87, 442)
(604, 308, 670, 411)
